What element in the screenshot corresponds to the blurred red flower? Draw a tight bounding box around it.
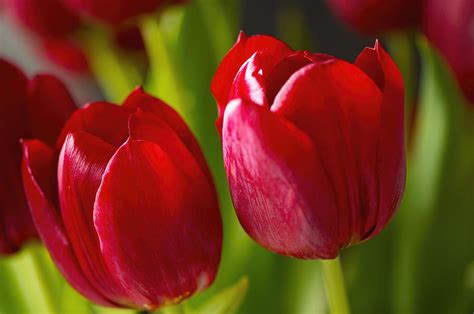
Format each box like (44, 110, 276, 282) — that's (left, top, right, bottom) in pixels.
(0, 58, 76, 254)
(326, 0, 422, 34)
(423, 0, 474, 104)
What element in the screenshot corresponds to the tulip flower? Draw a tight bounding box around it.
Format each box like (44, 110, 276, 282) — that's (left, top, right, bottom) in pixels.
(62, 0, 187, 25)
(0, 58, 76, 254)
(22, 87, 222, 309)
(423, 0, 474, 104)
(4, 0, 146, 72)
(326, 0, 422, 34)
(211, 33, 406, 259)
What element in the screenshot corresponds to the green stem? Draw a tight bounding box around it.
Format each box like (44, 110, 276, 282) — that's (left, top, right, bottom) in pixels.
(81, 27, 142, 103)
(321, 257, 350, 314)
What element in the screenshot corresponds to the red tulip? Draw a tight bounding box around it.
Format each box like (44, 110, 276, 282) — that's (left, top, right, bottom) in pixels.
(211, 33, 406, 259)
(4, 0, 146, 73)
(326, 0, 422, 34)
(22, 87, 222, 309)
(4, 0, 81, 39)
(423, 0, 474, 104)
(0, 58, 76, 254)
(61, 0, 186, 25)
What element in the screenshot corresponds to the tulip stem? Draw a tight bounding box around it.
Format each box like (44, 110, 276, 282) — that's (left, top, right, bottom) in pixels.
(321, 257, 350, 314)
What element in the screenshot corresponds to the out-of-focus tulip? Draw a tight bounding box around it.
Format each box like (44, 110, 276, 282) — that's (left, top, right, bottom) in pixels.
(326, 0, 422, 34)
(61, 0, 186, 25)
(3, 0, 146, 73)
(423, 0, 474, 104)
(0, 58, 76, 254)
(4, 0, 81, 38)
(211, 33, 406, 259)
(22, 87, 222, 309)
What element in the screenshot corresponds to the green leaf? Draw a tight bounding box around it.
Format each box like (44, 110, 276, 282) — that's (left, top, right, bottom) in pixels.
(193, 277, 248, 314)
(392, 35, 474, 314)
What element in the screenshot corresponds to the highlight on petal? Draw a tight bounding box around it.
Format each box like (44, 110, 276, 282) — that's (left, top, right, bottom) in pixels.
(21, 139, 112, 306)
(94, 137, 222, 309)
(57, 102, 132, 149)
(222, 99, 338, 258)
(128, 108, 214, 185)
(272, 60, 383, 245)
(58, 132, 130, 306)
(211, 32, 293, 131)
(27, 74, 77, 147)
(123, 87, 212, 182)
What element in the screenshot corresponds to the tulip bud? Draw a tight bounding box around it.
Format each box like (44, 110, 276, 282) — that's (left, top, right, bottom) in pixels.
(0, 58, 76, 254)
(61, 0, 187, 25)
(212, 33, 406, 259)
(423, 0, 474, 104)
(326, 0, 422, 34)
(22, 87, 222, 309)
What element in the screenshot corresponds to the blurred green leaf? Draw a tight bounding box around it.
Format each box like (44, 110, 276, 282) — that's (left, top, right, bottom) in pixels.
(192, 277, 248, 314)
(392, 36, 474, 314)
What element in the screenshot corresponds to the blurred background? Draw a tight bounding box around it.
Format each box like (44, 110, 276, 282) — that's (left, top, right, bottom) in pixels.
(1, 0, 473, 313)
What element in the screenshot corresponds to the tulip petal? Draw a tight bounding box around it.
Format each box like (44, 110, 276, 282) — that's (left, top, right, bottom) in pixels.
(223, 99, 339, 258)
(57, 102, 132, 149)
(21, 139, 112, 306)
(272, 60, 383, 245)
(0, 58, 34, 254)
(211, 32, 293, 131)
(27, 74, 76, 147)
(123, 87, 213, 182)
(355, 41, 406, 236)
(58, 132, 129, 305)
(94, 138, 222, 309)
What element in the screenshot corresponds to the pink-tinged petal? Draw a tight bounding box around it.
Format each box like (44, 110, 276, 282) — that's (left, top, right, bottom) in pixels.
(57, 102, 132, 149)
(273, 60, 383, 245)
(355, 41, 406, 236)
(0, 58, 34, 254)
(4, 0, 81, 38)
(211, 32, 293, 131)
(222, 99, 338, 258)
(58, 132, 129, 305)
(27, 74, 76, 147)
(94, 138, 222, 309)
(123, 87, 213, 183)
(21, 140, 112, 306)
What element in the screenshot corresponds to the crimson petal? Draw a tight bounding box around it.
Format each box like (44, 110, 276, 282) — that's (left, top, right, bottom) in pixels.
(27, 74, 77, 147)
(123, 87, 213, 182)
(222, 99, 339, 258)
(272, 60, 383, 245)
(94, 138, 222, 309)
(57, 102, 132, 149)
(58, 132, 129, 306)
(21, 139, 112, 306)
(355, 41, 406, 235)
(211, 32, 293, 131)
(0, 58, 33, 254)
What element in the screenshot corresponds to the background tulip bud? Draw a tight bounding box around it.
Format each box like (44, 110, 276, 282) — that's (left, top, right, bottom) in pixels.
(0, 58, 76, 254)
(212, 33, 406, 259)
(61, 0, 187, 25)
(423, 0, 474, 104)
(22, 88, 222, 309)
(326, 0, 422, 34)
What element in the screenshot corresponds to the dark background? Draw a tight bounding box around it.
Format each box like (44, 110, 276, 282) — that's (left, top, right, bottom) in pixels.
(241, 0, 374, 60)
